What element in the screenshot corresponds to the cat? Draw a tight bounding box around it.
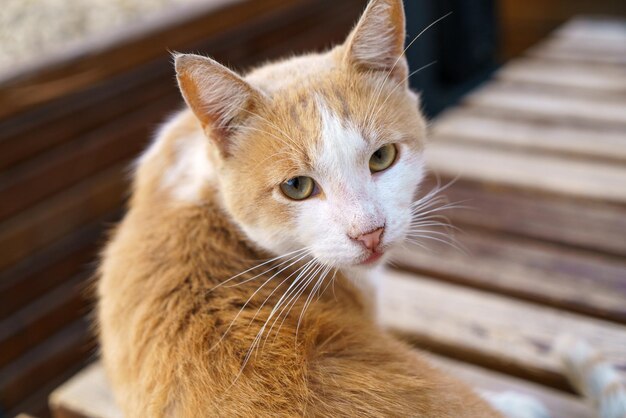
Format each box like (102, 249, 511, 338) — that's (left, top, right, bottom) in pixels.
(96, 0, 626, 416)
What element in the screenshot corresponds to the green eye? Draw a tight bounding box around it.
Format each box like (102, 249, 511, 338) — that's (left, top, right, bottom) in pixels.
(280, 176, 316, 200)
(369, 144, 397, 173)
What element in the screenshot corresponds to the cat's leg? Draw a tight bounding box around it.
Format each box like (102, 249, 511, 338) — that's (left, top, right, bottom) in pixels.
(558, 336, 626, 418)
(480, 391, 552, 418)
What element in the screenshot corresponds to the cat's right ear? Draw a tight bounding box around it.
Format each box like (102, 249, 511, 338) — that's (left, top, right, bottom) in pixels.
(174, 53, 262, 155)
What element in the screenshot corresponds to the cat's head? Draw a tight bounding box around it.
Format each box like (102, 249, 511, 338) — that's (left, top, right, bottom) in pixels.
(175, 0, 426, 268)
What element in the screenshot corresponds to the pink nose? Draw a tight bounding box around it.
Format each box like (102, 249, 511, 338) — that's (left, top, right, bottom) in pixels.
(354, 227, 384, 251)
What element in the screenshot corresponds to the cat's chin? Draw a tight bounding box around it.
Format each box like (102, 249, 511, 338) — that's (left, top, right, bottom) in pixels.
(359, 251, 384, 265)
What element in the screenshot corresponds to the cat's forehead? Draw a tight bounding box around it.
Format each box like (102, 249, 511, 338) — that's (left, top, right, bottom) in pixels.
(236, 67, 421, 183)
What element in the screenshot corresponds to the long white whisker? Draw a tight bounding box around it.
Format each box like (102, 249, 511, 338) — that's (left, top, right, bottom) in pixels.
(209, 247, 308, 292)
(364, 12, 452, 131)
(296, 264, 332, 341)
(265, 262, 325, 347)
(209, 251, 311, 351)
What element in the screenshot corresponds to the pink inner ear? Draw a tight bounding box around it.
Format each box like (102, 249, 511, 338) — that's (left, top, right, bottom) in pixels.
(175, 54, 263, 156)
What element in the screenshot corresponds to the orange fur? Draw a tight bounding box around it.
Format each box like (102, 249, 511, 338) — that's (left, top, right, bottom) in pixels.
(97, 0, 503, 416)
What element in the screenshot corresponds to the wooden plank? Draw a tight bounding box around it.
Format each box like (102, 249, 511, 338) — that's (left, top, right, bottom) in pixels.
(0, 274, 88, 369)
(392, 228, 626, 323)
(431, 109, 626, 163)
(556, 17, 626, 45)
(50, 364, 122, 418)
(426, 355, 593, 418)
(8, 361, 87, 418)
(526, 18, 626, 66)
(0, 214, 113, 320)
(418, 177, 626, 257)
(380, 270, 626, 391)
(0, 319, 93, 412)
(496, 58, 626, 94)
(528, 37, 626, 66)
(0, 63, 173, 171)
(0, 96, 176, 222)
(464, 82, 626, 127)
(0, 164, 128, 272)
(426, 141, 626, 204)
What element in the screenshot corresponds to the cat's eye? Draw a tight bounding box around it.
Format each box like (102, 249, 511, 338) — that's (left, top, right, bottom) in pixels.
(280, 176, 316, 200)
(369, 144, 397, 173)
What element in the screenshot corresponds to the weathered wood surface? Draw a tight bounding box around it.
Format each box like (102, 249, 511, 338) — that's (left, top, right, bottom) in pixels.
(392, 231, 626, 323)
(49, 364, 121, 418)
(418, 177, 626, 257)
(380, 271, 626, 392)
(463, 82, 626, 126)
(527, 17, 626, 66)
(432, 109, 626, 163)
(426, 142, 626, 204)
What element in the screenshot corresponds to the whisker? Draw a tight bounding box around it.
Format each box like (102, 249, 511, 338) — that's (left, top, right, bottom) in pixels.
(264, 262, 318, 345)
(245, 258, 316, 329)
(296, 264, 332, 341)
(209, 247, 309, 292)
(209, 251, 311, 351)
(364, 12, 452, 131)
(264, 261, 325, 346)
(367, 61, 437, 126)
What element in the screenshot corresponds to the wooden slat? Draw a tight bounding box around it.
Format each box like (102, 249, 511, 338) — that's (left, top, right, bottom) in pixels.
(527, 18, 626, 66)
(431, 109, 626, 163)
(419, 177, 626, 256)
(0, 96, 175, 222)
(464, 83, 626, 127)
(426, 141, 626, 204)
(497, 58, 626, 93)
(8, 361, 87, 418)
(50, 364, 122, 418)
(0, 214, 114, 320)
(426, 355, 593, 418)
(528, 37, 626, 66)
(556, 17, 626, 44)
(380, 271, 626, 391)
(0, 319, 93, 412)
(0, 275, 88, 369)
(0, 63, 172, 171)
(392, 228, 626, 323)
(0, 164, 128, 272)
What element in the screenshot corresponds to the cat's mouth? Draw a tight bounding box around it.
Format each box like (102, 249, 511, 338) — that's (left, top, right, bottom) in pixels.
(360, 251, 384, 265)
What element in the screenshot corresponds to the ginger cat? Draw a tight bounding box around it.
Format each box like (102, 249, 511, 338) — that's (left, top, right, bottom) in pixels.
(97, 1, 626, 416)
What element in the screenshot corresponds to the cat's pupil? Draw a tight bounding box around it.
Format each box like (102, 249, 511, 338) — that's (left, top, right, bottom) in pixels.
(289, 178, 299, 189)
(373, 150, 383, 161)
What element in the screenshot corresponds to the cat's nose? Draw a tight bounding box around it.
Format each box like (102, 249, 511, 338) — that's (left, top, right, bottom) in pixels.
(353, 227, 384, 251)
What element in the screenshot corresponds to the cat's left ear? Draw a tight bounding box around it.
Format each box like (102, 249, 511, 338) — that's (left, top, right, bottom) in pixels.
(343, 0, 407, 83)
(175, 53, 263, 156)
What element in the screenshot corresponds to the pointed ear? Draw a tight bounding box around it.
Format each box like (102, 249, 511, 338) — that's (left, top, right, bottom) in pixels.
(344, 0, 407, 82)
(175, 53, 262, 155)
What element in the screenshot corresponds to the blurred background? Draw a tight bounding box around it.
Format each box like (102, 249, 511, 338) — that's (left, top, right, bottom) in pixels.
(1, 1, 625, 417)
